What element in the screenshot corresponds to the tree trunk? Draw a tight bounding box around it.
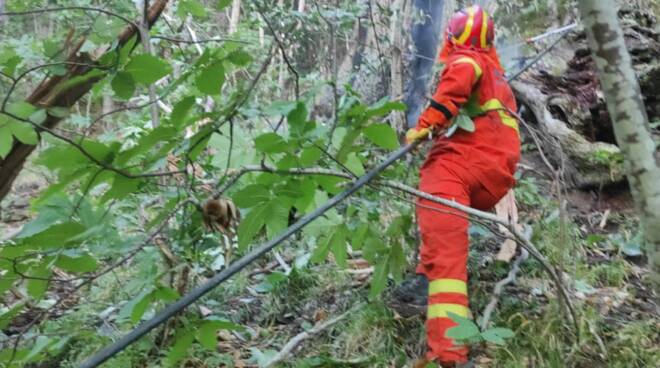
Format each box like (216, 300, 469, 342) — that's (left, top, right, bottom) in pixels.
(389, 0, 406, 133)
(0, 0, 170, 203)
(547, 0, 560, 27)
(229, 0, 241, 34)
(0, 0, 6, 26)
(138, 0, 160, 128)
(578, 0, 660, 290)
(404, 0, 453, 128)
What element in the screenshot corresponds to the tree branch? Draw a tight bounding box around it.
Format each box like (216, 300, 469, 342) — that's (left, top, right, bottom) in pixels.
(264, 306, 357, 367)
(480, 228, 532, 330)
(211, 163, 579, 333)
(0, 0, 171, 202)
(0, 6, 138, 29)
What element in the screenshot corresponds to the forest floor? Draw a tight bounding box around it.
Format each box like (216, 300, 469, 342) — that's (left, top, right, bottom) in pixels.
(2, 139, 658, 368)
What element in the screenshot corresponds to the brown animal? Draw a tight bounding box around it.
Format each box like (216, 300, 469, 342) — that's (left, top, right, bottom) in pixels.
(202, 198, 239, 235)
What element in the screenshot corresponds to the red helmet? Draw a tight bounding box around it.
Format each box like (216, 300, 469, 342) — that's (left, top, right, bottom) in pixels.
(446, 5, 495, 49)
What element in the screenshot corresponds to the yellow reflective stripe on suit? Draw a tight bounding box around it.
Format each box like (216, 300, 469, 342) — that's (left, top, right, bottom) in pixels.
(478, 98, 519, 133)
(429, 279, 468, 296)
(452, 57, 483, 79)
(428, 303, 471, 319)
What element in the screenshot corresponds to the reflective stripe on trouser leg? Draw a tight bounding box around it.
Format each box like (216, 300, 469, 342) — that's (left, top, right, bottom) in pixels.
(416, 164, 471, 364)
(427, 280, 470, 363)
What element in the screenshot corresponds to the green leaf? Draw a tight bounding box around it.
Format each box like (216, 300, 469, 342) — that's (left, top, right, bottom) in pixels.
(121, 289, 152, 323)
(217, 0, 232, 10)
(254, 132, 288, 153)
(166, 330, 194, 367)
(293, 178, 316, 213)
(363, 237, 387, 263)
(24, 335, 51, 362)
(265, 199, 290, 238)
(0, 48, 21, 76)
(11, 122, 38, 145)
(263, 100, 297, 116)
(54, 69, 105, 94)
(344, 153, 365, 176)
(18, 222, 86, 249)
(170, 96, 196, 128)
(0, 270, 17, 296)
(178, 0, 207, 18)
(310, 234, 332, 264)
(237, 202, 270, 250)
(153, 286, 180, 301)
(335, 128, 360, 163)
(100, 175, 142, 203)
(42, 39, 60, 57)
(287, 102, 307, 135)
(55, 251, 98, 273)
(0, 302, 25, 329)
(36, 145, 84, 170)
(300, 146, 322, 167)
(125, 54, 172, 84)
(0, 124, 13, 159)
(27, 266, 51, 300)
(352, 223, 369, 249)
(363, 124, 399, 150)
(115, 126, 178, 165)
(28, 109, 47, 125)
(481, 327, 514, 345)
(315, 175, 346, 195)
(445, 312, 480, 340)
(366, 98, 406, 117)
(6, 101, 37, 119)
(388, 243, 406, 283)
(454, 114, 475, 133)
(227, 50, 252, 66)
(195, 319, 243, 350)
(196, 63, 225, 95)
(329, 225, 348, 268)
(111, 71, 136, 100)
(369, 261, 388, 299)
(196, 321, 220, 350)
(233, 184, 270, 208)
(188, 128, 212, 159)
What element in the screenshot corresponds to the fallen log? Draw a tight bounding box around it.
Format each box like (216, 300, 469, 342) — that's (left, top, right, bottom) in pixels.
(511, 7, 659, 188)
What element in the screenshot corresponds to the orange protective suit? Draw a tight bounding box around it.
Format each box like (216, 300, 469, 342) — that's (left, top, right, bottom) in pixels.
(414, 43, 520, 365)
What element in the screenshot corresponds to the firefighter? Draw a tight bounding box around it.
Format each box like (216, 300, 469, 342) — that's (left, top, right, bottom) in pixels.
(405, 5, 521, 367)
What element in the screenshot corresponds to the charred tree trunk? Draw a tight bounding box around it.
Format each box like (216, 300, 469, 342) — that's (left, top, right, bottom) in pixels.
(578, 0, 660, 290)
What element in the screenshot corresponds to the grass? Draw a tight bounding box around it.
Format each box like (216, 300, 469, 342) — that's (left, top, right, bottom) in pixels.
(27, 187, 657, 368)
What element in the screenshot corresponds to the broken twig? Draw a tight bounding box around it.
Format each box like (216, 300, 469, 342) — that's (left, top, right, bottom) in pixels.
(264, 307, 357, 367)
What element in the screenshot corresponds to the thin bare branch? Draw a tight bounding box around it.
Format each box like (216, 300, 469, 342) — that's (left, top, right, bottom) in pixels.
(2, 61, 104, 111)
(0, 6, 138, 29)
(480, 228, 532, 330)
(0, 110, 186, 179)
(152, 34, 251, 44)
